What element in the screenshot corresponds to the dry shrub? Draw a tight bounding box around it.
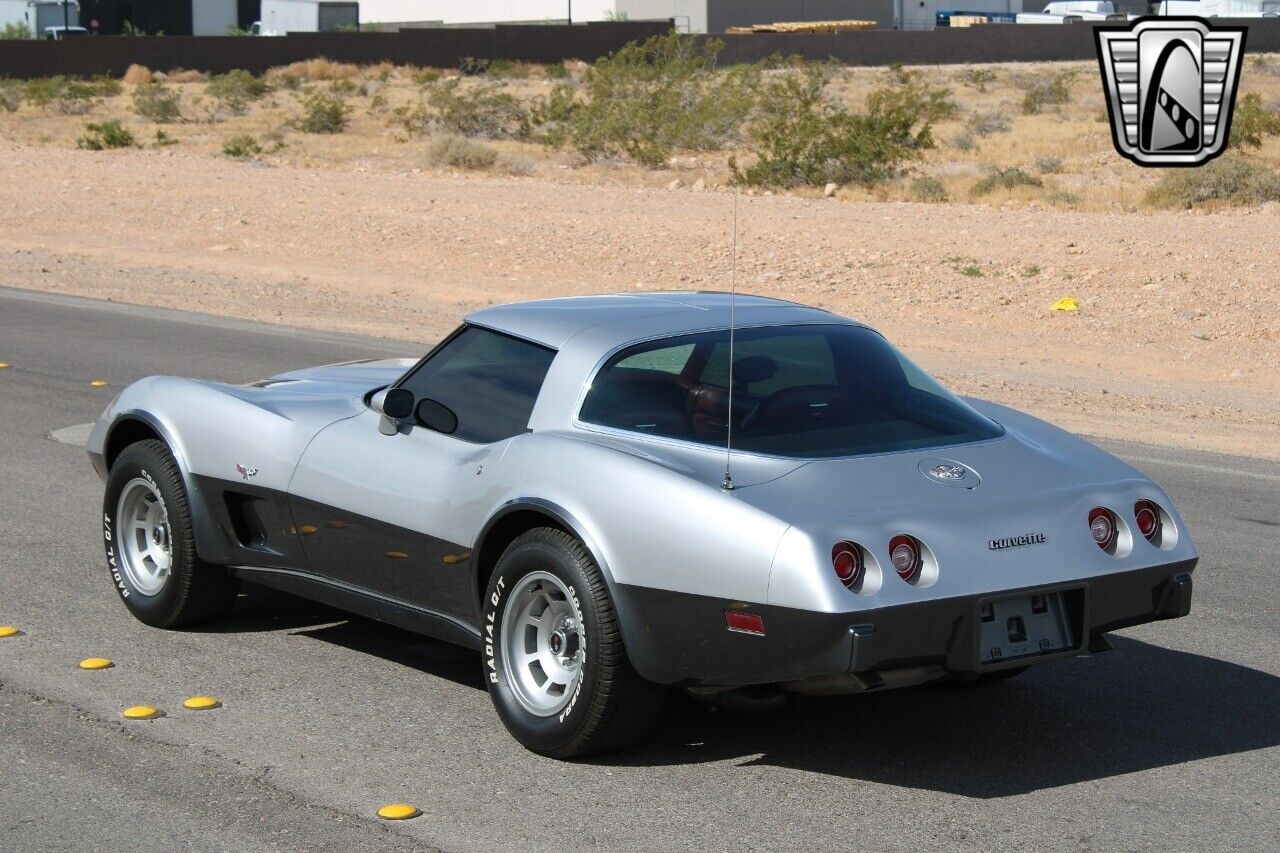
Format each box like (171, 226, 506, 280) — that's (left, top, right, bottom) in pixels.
(425, 133, 498, 170)
(294, 91, 350, 133)
(167, 69, 207, 84)
(123, 64, 154, 85)
(266, 58, 361, 82)
(362, 61, 396, 81)
(971, 167, 1042, 196)
(1146, 154, 1280, 208)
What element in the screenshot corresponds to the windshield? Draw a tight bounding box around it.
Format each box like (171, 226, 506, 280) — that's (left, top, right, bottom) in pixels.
(578, 324, 1004, 459)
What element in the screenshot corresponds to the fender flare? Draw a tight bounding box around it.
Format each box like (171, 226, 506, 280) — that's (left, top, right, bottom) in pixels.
(105, 410, 232, 565)
(472, 497, 666, 683)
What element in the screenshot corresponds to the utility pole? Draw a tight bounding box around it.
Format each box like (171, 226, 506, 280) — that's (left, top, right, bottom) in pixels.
(63, 0, 70, 38)
(568, 1, 572, 25)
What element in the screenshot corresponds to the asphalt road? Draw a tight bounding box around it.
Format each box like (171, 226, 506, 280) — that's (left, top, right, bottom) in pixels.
(1, 286, 1276, 852)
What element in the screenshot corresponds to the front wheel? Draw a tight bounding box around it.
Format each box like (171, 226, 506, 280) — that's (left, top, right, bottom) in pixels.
(483, 528, 664, 758)
(102, 439, 239, 628)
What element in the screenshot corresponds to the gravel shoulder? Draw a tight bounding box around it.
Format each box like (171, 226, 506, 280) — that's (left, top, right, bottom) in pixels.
(2, 145, 1276, 459)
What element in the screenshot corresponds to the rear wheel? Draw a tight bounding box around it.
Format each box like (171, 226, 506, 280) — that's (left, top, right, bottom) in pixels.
(102, 439, 238, 628)
(483, 528, 664, 758)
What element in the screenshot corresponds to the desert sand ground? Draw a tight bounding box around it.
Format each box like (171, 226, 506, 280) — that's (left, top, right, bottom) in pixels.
(1, 56, 1277, 459)
(0, 141, 1275, 460)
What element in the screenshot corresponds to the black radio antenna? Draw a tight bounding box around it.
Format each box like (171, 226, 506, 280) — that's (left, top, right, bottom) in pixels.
(722, 190, 738, 492)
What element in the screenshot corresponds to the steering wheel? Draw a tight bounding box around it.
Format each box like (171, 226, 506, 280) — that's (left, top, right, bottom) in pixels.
(740, 385, 853, 433)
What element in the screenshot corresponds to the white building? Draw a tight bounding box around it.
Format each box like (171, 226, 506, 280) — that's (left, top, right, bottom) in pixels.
(359, 1, 902, 33)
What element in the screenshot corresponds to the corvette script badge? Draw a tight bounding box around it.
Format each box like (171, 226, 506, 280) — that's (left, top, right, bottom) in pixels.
(988, 533, 1047, 551)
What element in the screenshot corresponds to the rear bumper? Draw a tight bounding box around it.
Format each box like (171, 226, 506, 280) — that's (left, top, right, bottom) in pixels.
(616, 559, 1196, 688)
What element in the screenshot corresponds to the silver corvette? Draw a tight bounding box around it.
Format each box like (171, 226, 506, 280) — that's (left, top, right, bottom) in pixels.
(88, 293, 1197, 757)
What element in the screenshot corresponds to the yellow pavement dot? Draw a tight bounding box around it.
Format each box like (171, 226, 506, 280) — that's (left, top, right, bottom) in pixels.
(1049, 297, 1080, 312)
(79, 657, 114, 670)
(122, 705, 161, 720)
(0, 362, 10, 369)
(89, 379, 110, 387)
(0, 626, 22, 638)
(377, 804, 421, 821)
(182, 695, 221, 710)
(299, 525, 318, 535)
(384, 550, 409, 559)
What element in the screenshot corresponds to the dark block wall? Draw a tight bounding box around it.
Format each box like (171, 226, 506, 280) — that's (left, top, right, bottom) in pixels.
(709, 19, 1280, 66)
(0, 18, 1275, 79)
(0, 21, 672, 78)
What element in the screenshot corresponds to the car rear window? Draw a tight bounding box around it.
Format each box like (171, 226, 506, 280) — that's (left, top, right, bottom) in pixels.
(578, 324, 1004, 458)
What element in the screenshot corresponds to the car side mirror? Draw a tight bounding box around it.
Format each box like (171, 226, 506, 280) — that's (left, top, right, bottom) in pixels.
(382, 388, 415, 419)
(416, 398, 458, 435)
(372, 387, 415, 436)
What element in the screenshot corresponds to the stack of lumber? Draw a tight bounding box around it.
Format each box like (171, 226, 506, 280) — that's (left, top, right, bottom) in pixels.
(725, 19, 878, 34)
(946, 15, 992, 28)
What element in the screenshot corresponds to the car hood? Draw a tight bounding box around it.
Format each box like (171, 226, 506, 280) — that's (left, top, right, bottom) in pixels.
(251, 357, 416, 392)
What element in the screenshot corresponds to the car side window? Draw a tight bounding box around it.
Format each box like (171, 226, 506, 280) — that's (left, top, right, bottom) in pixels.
(398, 326, 555, 444)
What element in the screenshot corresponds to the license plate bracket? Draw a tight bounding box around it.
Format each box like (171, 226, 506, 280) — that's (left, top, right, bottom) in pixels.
(978, 589, 1077, 666)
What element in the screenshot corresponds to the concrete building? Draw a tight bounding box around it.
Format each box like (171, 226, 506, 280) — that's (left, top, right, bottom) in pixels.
(360, 1, 901, 32)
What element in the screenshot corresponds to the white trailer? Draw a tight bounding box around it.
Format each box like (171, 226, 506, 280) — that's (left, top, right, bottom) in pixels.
(1155, 0, 1280, 15)
(0, 0, 79, 38)
(259, 0, 360, 34)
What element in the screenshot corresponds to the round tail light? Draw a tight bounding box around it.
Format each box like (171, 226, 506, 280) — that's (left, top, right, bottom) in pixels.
(831, 541, 864, 589)
(1134, 500, 1161, 542)
(889, 535, 921, 582)
(1088, 507, 1116, 550)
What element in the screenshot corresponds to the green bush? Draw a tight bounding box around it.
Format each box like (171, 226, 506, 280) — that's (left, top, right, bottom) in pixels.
(1230, 92, 1280, 149)
(295, 92, 350, 133)
(911, 176, 948, 203)
(528, 84, 578, 145)
(543, 62, 570, 79)
(21, 76, 112, 114)
(132, 83, 181, 122)
(958, 67, 997, 93)
(0, 21, 31, 40)
(879, 66, 957, 123)
(206, 69, 270, 116)
(732, 65, 946, 188)
(420, 77, 529, 139)
(425, 133, 499, 170)
(1146, 154, 1280, 208)
(971, 167, 1042, 196)
(222, 134, 263, 158)
(78, 120, 135, 150)
(1022, 71, 1077, 115)
(23, 76, 67, 108)
(560, 31, 758, 167)
(485, 59, 533, 79)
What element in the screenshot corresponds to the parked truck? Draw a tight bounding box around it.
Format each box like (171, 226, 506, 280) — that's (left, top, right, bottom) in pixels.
(1016, 1, 1129, 23)
(256, 0, 359, 35)
(0, 0, 79, 38)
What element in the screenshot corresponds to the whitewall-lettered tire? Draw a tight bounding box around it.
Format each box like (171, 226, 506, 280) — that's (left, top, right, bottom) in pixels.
(483, 527, 664, 758)
(102, 439, 238, 628)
